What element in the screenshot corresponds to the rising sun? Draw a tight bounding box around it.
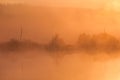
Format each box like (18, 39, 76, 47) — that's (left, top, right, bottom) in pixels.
(105, 0, 120, 11)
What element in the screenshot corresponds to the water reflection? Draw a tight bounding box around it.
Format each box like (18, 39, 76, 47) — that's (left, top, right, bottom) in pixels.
(0, 51, 120, 80)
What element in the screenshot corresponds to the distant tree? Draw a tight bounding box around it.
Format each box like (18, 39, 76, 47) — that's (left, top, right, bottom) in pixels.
(77, 33, 94, 50)
(48, 34, 66, 51)
(93, 33, 120, 51)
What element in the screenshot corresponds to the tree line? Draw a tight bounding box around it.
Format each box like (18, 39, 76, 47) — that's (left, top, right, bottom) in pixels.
(47, 33, 120, 52)
(0, 32, 119, 52)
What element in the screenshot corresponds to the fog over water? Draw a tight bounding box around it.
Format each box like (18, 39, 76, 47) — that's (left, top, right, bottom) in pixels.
(1, 3, 120, 80)
(0, 50, 120, 80)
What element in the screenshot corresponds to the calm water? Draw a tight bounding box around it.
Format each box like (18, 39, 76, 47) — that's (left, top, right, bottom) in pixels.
(0, 50, 120, 80)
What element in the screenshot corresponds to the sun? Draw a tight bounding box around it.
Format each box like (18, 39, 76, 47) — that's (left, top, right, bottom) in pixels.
(105, 0, 120, 11)
(112, 0, 120, 9)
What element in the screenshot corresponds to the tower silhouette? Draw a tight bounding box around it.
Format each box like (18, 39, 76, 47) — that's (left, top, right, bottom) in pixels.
(20, 26, 23, 41)
(104, 27, 107, 34)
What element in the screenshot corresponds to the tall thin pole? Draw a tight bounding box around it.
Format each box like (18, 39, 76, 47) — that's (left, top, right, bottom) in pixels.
(104, 27, 106, 34)
(20, 26, 23, 41)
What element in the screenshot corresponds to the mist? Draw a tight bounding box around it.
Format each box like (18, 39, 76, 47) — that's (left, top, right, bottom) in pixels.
(1, 4, 120, 44)
(0, 50, 120, 80)
(1, 3, 120, 80)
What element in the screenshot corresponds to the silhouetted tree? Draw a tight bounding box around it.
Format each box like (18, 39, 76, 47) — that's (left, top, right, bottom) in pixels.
(77, 33, 94, 50)
(77, 33, 120, 51)
(48, 34, 66, 51)
(93, 33, 120, 51)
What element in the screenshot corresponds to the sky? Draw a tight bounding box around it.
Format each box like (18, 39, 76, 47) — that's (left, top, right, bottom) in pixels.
(1, 0, 120, 9)
(0, 0, 107, 4)
(0, 0, 113, 8)
(1, 0, 120, 43)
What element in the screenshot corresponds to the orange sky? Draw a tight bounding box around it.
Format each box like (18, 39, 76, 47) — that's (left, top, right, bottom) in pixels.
(0, 0, 110, 8)
(1, 0, 120, 10)
(1, 0, 120, 43)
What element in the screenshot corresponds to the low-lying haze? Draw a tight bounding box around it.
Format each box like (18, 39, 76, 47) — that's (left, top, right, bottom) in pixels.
(1, 2, 120, 80)
(0, 50, 120, 80)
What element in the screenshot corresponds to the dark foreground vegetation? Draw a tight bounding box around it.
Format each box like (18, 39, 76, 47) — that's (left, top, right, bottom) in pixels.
(0, 33, 120, 53)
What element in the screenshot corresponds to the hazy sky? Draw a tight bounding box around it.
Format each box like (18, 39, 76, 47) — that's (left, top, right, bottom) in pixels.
(1, 0, 120, 9)
(0, 0, 112, 8)
(1, 0, 120, 43)
(1, 0, 107, 4)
